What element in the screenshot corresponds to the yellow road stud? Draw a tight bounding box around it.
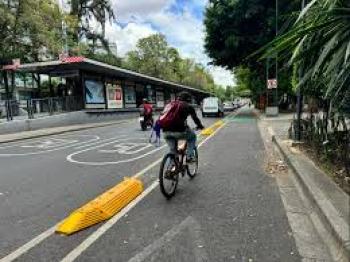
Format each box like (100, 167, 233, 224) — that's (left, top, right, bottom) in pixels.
(201, 127, 214, 136)
(214, 120, 224, 128)
(56, 177, 143, 235)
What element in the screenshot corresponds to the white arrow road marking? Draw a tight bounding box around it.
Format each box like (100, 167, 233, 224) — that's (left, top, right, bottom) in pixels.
(128, 216, 209, 262)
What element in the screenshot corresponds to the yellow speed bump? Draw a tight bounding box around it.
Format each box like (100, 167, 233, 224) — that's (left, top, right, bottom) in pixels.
(201, 127, 214, 136)
(56, 177, 143, 235)
(214, 120, 225, 128)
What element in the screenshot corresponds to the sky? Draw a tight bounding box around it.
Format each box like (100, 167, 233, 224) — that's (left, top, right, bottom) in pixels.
(61, 0, 235, 87)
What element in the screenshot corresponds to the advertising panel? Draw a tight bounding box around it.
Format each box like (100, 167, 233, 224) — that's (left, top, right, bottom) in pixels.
(85, 80, 105, 104)
(124, 85, 136, 108)
(106, 83, 123, 109)
(156, 91, 164, 108)
(146, 85, 156, 104)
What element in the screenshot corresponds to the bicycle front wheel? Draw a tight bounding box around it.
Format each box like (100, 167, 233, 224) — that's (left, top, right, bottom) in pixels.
(187, 148, 198, 179)
(159, 154, 178, 199)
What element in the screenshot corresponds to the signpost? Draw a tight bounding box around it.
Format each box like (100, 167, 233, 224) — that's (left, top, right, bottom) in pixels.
(267, 79, 277, 89)
(266, 78, 279, 116)
(265, 0, 280, 117)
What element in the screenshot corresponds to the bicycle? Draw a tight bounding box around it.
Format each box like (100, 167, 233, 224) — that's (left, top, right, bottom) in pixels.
(159, 138, 199, 199)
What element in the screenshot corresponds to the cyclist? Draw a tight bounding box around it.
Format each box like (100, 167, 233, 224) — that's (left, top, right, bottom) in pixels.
(161, 91, 204, 162)
(141, 98, 153, 123)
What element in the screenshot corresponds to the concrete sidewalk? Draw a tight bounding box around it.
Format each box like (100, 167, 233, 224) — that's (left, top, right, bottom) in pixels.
(258, 110, 350, 262)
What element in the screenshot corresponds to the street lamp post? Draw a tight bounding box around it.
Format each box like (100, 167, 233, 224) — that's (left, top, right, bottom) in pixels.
(296, 0, 306, 141)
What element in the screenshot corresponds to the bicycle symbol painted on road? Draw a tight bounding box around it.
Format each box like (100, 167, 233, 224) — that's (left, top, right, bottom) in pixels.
(66, 137, 165, 166)
(99, 142, 152, 155)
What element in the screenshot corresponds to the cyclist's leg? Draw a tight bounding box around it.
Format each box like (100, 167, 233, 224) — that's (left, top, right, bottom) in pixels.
(185, 129, 197, 159)
(164, 133, 177, 155)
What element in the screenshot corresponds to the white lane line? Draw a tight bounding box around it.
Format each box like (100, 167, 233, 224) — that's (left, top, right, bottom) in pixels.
(128, 216, 208, 262)
(0, 224, 58, 262)
(60, 119, 230, 262)
(60, 181, 159, 262)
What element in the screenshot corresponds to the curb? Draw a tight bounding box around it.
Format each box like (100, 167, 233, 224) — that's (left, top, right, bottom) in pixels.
(0, 120, 130, 144)
(56, 177, 143, 235)
(272, 135, 350, 261)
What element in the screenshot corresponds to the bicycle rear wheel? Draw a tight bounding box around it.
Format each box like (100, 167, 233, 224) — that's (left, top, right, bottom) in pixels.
(186, 148, 198, 179)
(159, 153, 179, 199)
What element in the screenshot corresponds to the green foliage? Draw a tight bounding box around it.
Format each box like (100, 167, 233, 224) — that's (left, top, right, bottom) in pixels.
(204, 0, 298, 68)
(123, 33, 223, 93)
(234, 66, 264, 100)
(89, 52, 122, 67)
(260, 0, 350, 111)
(124, 34, 170, 79)
(69, 0, 115, 53)
(204, 0, 299, 101)
(0, 0, 64, 62)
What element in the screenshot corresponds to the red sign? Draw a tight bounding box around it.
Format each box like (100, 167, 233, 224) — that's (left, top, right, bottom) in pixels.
(267, 79, 277, 89)
(2, 59, 21, 70)
(60, 56, 85, 63)
(115, 88, 122, 100)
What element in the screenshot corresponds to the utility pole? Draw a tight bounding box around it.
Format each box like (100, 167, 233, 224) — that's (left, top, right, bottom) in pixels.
(296, 0, 306, 141)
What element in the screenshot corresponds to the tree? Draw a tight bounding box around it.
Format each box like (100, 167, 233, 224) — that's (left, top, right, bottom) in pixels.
(124, 34, 169, 79)
(204, 0, 299, 101)
(123, 33, 224, 93)
(69, 0, 115, 53)
(0, 0, 64, 62)
(260, 0, 350, 111)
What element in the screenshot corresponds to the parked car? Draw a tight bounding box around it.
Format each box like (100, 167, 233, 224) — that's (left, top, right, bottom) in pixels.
(223, 101, 234, 111)
(202, 97, 224, 117)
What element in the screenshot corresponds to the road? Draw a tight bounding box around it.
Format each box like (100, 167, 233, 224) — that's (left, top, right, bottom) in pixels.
(0, 108, 302, 261)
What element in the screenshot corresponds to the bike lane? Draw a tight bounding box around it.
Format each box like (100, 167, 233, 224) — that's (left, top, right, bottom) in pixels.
(61, 109, 301, 262)
(0, 114, 218, 261)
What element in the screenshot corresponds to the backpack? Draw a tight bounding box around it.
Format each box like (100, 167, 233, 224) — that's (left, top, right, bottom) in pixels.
(158, 101, 183, 129)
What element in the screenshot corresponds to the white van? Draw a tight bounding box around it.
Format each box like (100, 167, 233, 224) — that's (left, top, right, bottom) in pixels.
(201, 97, 224, 117)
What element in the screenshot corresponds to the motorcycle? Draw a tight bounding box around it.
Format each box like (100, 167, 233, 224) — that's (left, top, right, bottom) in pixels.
(139, 109, 153, 131)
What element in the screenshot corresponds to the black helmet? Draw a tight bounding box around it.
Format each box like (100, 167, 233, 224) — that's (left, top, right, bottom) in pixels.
(178, 91, 191, 103)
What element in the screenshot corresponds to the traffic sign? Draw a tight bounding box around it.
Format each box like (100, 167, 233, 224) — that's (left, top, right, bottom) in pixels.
(267, 79, 277, 89)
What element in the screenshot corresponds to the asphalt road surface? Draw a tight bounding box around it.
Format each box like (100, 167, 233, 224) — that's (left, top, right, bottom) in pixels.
(0, 108, 302, 261)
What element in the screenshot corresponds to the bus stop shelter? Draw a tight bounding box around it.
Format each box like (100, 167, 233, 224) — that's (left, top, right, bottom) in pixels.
(1, 57, 209, 115)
